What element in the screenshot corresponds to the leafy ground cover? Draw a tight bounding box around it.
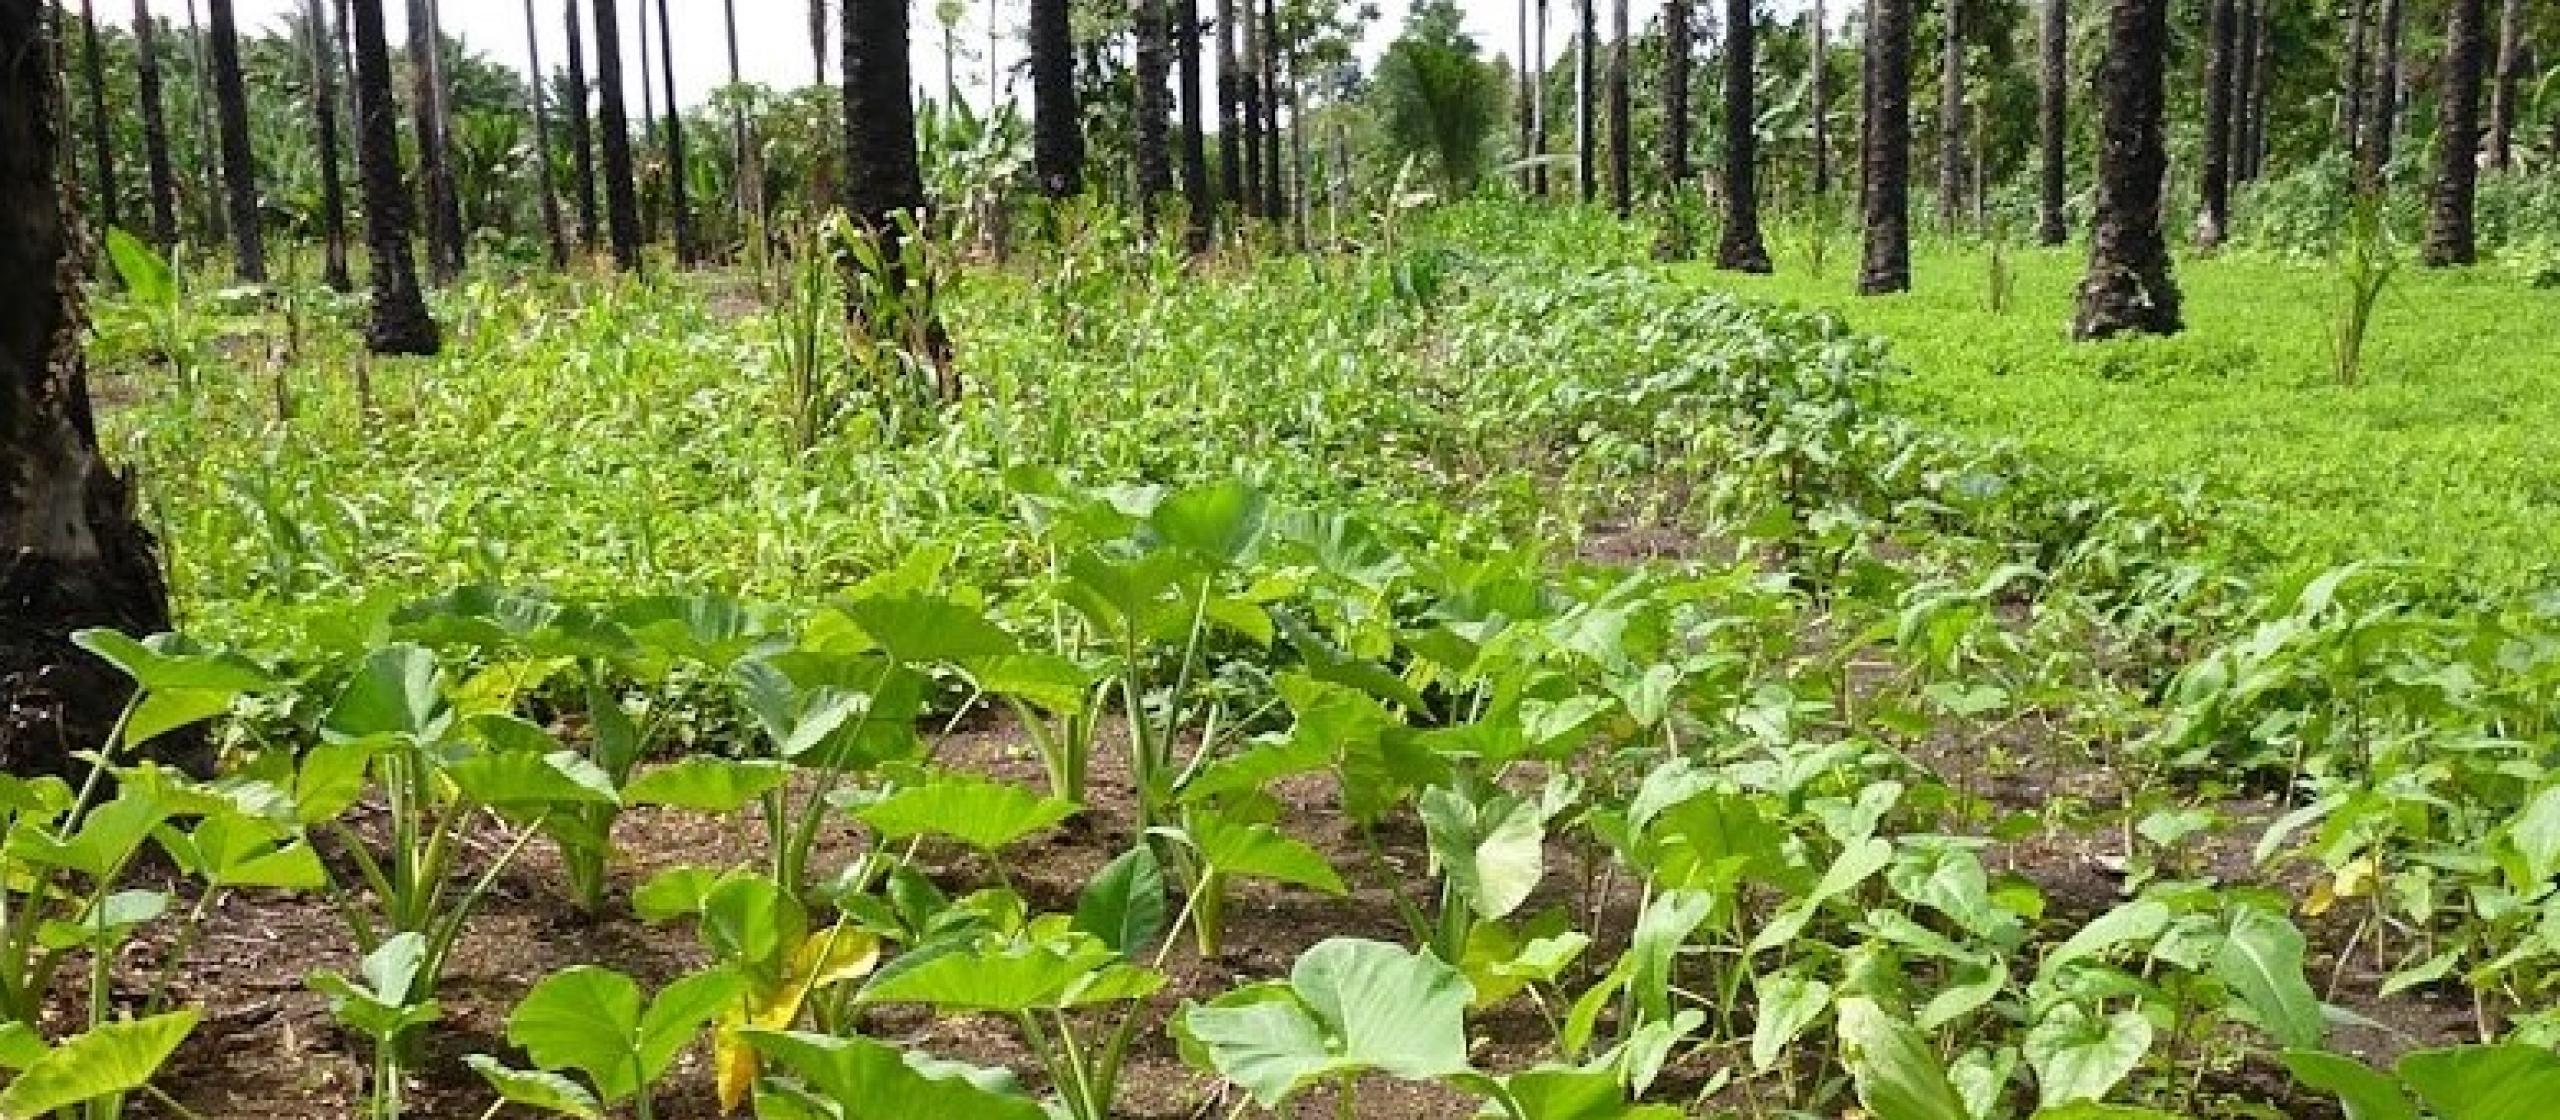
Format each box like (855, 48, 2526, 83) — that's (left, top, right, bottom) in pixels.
(22, 208, 2560, 1120)
(1680, 239, 2560, 593)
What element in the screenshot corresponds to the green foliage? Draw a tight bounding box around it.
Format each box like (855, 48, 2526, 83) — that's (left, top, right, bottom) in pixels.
(1370, 0, 1506, 193)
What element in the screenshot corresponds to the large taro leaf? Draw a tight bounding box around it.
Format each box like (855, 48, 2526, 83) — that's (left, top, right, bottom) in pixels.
(2024, 1004, 2153, 1109)
(1419, 782, 1547, 922)
(1186, 809, 1348, 894)
(1071, 845, 1167, 957)
(851, 772, 1079, 853)
(504, 965, 744, 1103)
(1490, 1066, 1687, 1119)
(2211, 907, 2325, 1049)
(1182, 938, 1475, 1107)
(2280, 1050, 2417, 1120)
(737, 1029, 1048, 1120)
(858, 931, 1161, 1012)
(0, 1009, 198, 1117)
(2394, 1043, 2560, 1120)
(1836, 996, 1971, 1120)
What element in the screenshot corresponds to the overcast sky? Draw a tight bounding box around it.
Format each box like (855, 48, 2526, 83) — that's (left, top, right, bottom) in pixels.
(110, 0, 1568, 114)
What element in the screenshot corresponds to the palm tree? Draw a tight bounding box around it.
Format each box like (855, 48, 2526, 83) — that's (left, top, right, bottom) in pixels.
(1519, 0, 1535, 192)
(305, 0, 352, 289)
(1859, 0, 1912, 293)
(841, 0, 945, 369)
(1030, 0, 1082, 195)
(1176, 0, 1211, 248)
(1218, 0, 1241, 204)
(2230, 0, 2257, 183)
(2423, 0, 2484, 266)
(526, 0, 566, 266)
(2339, 0, 2370, 160)
(410, 0, 464, 281)
(2361, 0, 2401, 185)
(1238, 0, 1264, 213)
(1135, 0, 1174, 223)
(1715, 0, 1769, 270)
(76, 0, 116, 240)
(723, 0, 746, 235)
(593, 0, 642, 269)
(1935, 0, 1962, 232)
(187, 0, 223, 243)
(1810, 0, 1829, 195)
(2197, 0, 2235, 247)
(1575, 0, 1595, 202)
(2486, 0, 2526, 168)
(2035, 0, 2065, 243)
(1259, 0, 1282, 217)
(1606, 0, 1629, 216)
(809, 0, 829, 85)
(656, 0, 692, 263)
(2074, 0, 2180, 338)
(565, 0, 600, 250)
(133, 0, 180, 250)
(1533, 0, 1548, 194)
(207, 0, 263, 280)
(1662, 0, 1690, 188)
(347, 0, 438, 352)
(1, 0, 183, 778)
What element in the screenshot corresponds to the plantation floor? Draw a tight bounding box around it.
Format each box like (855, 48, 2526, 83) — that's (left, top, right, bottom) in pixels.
(1679, 245, 2560, 591)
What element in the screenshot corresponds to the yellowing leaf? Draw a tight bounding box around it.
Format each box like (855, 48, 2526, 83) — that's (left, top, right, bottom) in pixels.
(712, 925, 882, 1112)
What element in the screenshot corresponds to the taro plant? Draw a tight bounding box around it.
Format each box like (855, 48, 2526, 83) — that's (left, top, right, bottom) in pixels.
(307, 934, 441, 1120)
(465, 964, 745, 1120)
(0, 1010, 200, 1120)
(1178, 938, 1479, 1114)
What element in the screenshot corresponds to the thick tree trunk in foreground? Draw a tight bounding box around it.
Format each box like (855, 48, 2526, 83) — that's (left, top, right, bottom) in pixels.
(2486, 0, 2525, 168)
(2424, 0, 2485, 265)
(593, 0, 642, 270)
(1663, 0, 1691, 187)
(348, 0, 438, 354)
(307, 0, 352, 290)
(2036, 0, 2066, 243)
(1860, 0, 1912, 293)
(565, 0, 600, 250)
(209, 0, 265, 280)
(1031, 0, 1083, 196)
(528, 0, 567, 267)
(2197, 0, 2236, 247)
(1717, 0, 1770, 270)
(2074, 0, 2181, 338)
(1607, 0, 1630, 216)
(1176, 0, 1211, 249)
(134, 0, 181, 251)
(2, 0, 184, 778)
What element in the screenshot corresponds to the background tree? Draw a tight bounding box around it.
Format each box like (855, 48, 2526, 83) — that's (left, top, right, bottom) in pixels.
(1860, 0, 1912, 293)
(809, 0, 828, 86)
(1, 0, 181, 777)
(305, 0, 351, 290)
(2074, 0, 2180, 338)
(1716, 0, 1770, 270)
(2425, 0, 2485, 265)
(1533, 0, 1548, 194)
(1374, 0, 1505, 192)
(1176, 0, 1211, 248)
(1135, 0, 1174, 224)
(133, 0, 181, 250)
(1031, 0, 1082, 196)
(1575, 0, 1595, 202)
(2361, 0, 2402, 184)
(1259, 0, 1282, 216)
(1935, 0, 1963, 231)
(526, 0, 566, 267)
(1606, 0, 1629, 215)
(565, 0, 599, 249)
(188, 0, 223, 243)
(78, 0, 117, 242)
(593, 0, 641, 269)
(2339, 0, 2370, 163)
(2487, 0, 2526, 167)
(1219, 0, 1241, 203)
(2035, 0, 2064, 243)
(1519, 0, 1536, 191)
(1810, 0, 1829, 195)
(349, 0, 437, 353)
(410, 0, 464, 281)
(208, 0, 264, 280)
(2197, 0, 2235, 247)
(656, 0, 692, 263)
(1663, 0, 1691, 188)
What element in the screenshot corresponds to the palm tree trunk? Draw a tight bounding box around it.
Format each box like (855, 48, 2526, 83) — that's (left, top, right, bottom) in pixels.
(593, 0, 642, 269)
(2339, 0, 2370, 161)
(809, 0, 829, 86)
(1031, 0, 1083, 196)
(1287, 41, 1308, 247)
(1237, 0, 1263, 214)
(566, 0, 600, 250)
(2197, 0, 2236, 247)
(77, 0, 116, 242)
(1519, 0, 1535, 191)
(2074, 0, 2181, 338)
(1607, 0, 1630, 216)
(1135, 0, 1174, 226)
(842, 0, 948, 378)
(2243, 0, 2271, 178)
(306, 0, 351, 290)
(2230, 0, 2257, 183)
(207, 0, 262, 280)
(347, 0, 438, 353)
(1217, 0, 1240, 205)
(1176, 0, 1212, 248)
(133, 0, 180, 251)
(1259, 0, 1283, 218)
(2423, 0, 2485, 266)
(186, 0, 222, 244)
(2036, 0, 2066, 243)
(724, 0, 748, 239)
(657, 0, 692, 263)
(1859, 0, 1911, 293)
(527, 0, 568, 267)
(1935, 0, 1962, 233)
(1663, 0, 1691, 188)
(2486, 0, 2525, 168)
(1716, 0, 1769, 270)
(1575, 0, 1596, 203)
(1, 0, 184, 779)
(2360, 0, 2401, 184)
(409, 0, 461, 281)
(1533, 0, 1548, 195)
(1810, 0, 1829, 196)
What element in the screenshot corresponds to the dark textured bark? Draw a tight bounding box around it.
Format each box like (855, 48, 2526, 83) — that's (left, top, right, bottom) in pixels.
(2074, 0, 2181, 338)
(349, 0, 435, 352)
(2243, 0, 2271, 178)
(593, 0, 641, 269)
(1935, 0, 1962, 231)
(1030, 0, 1082, 196)
(208, 0, 263, 280)
(809, 0, 828, 86)
(842, 0, 947, 380)
(303, 0, 351, 290)
(1520, 0, 1536, 191)
(1859, 0, 1911, 293)
(1716, 0, 1769, 269)
(1176, 0, 1211, 248)
(1606, 0, 1630, 215)
(77, 0, 116, 240)
(724, 0, 746, 236)
(656, 0, 692, 263)
(1663, 0, 1691, 186)
(565, 0, 600, 250)
(1810, 0, 1829, 195)
(409, 0, 461, 281)
(133, 0, 180, 251)
(1259, 0, 1282, 218)
(1237, 0, 1264, 214)
(528, 0, 567, 267)
(1, 0, 185, 780)
(2036, 0, 2066, 243)
(2424, 0, 2484, 265)
(2230, 0, 2258, 182)
(1217, 0, 1241, 205)
(1576, 0, 1597, 203)
(186, 0, 223, 243)
(2340, 0, 2370, 158)
(2487, 0, 2525, 168)
(2362, 0, 2401, 184)
(2197, 0, 2235, 247)
(1859, 0, 1875, 215)
(1135, 0, 1173, 223)
(1533, 0, 1550, 195)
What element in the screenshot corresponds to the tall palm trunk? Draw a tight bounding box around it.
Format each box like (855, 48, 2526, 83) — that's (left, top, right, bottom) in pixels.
(2423, 0, 2484, 265)
(1533, 0, 1549, 195)
(306, 0, 351, 289)
(2230, 0, 2258, 182)
(133, 0, 180, 251)
(186, 0, 222, 243)
(1663, 0, 1691, 187)
(2361, 0, 2401, 184)
(77, 0, 116, 241)
(347, 0, 438, 353)
(1259, 0, 1282, 217)
(1, 0, 183, 778)
(1520, 0, 1536, 191)
(724, 0, 747, 235)
(1810, 0, 1829, 195)
(2486, 0, 2525, 168)
(1134, 0, 1173, 224)
(1031, 0, 1082, 195)
(2074, 0, 2181, 338)
(207, 0, 262, 280)
(2339, 0, 2370, 159)
(1237, 0, 1263, 214)
(1716, 0, 1769, 270)
(1576, 0, 1595, 203)
(1175, 0, 1211, 248)
(842, 0, 947, 377)
(565, 0, 600, 250)
(2243, 0, 2271, 178)
(1935, 0, 1962, 232)
(1217, 0, 1240, 205)
(593, 0, 642, 269)
(527, 0, 567, 267)
(635, 0, 658, 244)
(1607, 0, 1630, 215)
(809, 0, 829, 85)
(657, 0, 692, 263)
(410, 0, 462, 281)
(2197, 0, 2236, 247)
(2035, 0, 2065, 243)
(1859, 0, 1912, 293)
